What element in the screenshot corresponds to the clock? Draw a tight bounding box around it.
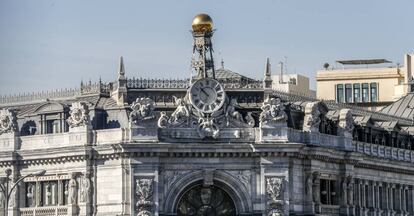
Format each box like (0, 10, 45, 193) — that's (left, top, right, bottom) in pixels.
(189, 78, 226, 113)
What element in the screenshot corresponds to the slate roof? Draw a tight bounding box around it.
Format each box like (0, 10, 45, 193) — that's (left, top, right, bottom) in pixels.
(206, 68, 257, 81)
(380, 93, 414, 119)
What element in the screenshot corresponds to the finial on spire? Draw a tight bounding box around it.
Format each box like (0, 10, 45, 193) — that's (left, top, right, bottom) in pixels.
(118, 56, 125, 79)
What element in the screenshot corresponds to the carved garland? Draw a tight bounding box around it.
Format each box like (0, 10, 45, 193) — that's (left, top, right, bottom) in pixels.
(0, 109, 17, 135)
(136, 178, 154, 216)
(266, 177, 284, 216)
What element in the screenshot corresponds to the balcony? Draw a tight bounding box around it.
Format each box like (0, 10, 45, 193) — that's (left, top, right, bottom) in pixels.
(20, 206, 68, 216)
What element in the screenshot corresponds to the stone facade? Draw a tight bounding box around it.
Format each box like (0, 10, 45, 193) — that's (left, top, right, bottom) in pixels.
(1, 15, 414, 216)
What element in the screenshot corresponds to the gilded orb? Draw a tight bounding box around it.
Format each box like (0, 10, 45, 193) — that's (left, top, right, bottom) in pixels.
(192, 13, 213, 33)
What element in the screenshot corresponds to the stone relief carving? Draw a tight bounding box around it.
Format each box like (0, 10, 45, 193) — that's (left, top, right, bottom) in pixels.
(67, 102, 90, 128)
(266, 177, 284, 216)
(136, 178, 154, 216)
(68, 174, 78, 204)
(226, 170, 251, 191)
(157, 95, 254, 139)
(0, 109, 17, 135)
(80, 174, 91, 203)
(338, 109, 355, 138)
(197, 117, 220, 139)
(164, 170, 190, 192)
(303, 102, 321, 133)
(259, 97, 287, 127)
(129, 98, 156, 125)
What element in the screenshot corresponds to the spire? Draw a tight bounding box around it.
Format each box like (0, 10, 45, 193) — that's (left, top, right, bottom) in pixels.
(221, 59, 224, 69)
(265, 58, 271, 77)
(118, 56, 125, 79)
(264, 58, 272, 89)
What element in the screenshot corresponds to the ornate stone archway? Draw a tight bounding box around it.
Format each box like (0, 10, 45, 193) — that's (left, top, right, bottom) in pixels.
(164, 170, 253, 215)
(177, 184, 236, 216)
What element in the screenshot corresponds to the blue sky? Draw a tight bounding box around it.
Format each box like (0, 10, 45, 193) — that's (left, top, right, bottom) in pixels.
(0, 0, 413, 95)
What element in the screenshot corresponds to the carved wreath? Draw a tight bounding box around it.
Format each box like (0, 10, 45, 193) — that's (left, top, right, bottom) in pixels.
(0, 109, 16, 135)
(67, 102, 89, 128)
(260, 97, 287, 126)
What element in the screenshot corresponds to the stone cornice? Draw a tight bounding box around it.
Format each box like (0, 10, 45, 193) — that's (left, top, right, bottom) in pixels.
(0, 143, 413, 175)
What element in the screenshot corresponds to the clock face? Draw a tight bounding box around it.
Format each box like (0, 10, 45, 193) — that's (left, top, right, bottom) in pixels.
(189, 78, 226, 113)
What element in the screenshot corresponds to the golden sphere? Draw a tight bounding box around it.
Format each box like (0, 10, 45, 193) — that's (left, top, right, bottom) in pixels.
(192, 13, 213, 33)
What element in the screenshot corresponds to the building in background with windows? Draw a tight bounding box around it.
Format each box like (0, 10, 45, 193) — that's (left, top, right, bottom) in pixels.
(264, 58, 316, 98)
(316, 54, 414, 111)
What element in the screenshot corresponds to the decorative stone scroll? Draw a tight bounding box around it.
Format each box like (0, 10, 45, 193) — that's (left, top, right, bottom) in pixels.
(129, 97, 156, 126)
(303, 102, 322, 133)
(259, 97, 287, 127)
(266, 177, 284, 216)
(67, 102, 90, 128)
(0, 109, 17, 135)
(338, 109, 354, 139)
(136, 178, 154, 216)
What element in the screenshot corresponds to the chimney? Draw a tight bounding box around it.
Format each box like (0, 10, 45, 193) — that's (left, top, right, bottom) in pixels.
(404, 54, 414, 92)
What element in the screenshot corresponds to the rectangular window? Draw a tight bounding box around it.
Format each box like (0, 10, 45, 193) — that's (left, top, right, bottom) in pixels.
(46, 120, 54, 134)
(362, 83, 369, 102)
(353, 83, 361, 103)
(336, 84, 344, 103)
(320, 179, 338, 205)
(345, 84, 352, 102)
(370, 83, 378, 102)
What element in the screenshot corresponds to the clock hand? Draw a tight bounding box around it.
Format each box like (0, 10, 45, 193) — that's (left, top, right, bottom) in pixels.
(200, 88, 209, 97)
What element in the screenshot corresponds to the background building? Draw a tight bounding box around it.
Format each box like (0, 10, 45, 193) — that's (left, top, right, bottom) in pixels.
(316, 54, 414, 111)
(0, 14, 414, 216)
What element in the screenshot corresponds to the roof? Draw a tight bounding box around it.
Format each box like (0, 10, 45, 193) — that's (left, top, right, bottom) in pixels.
(380, 93, 414, 120)
(336, 59, 392, 65)
(206, 68, 256, 81)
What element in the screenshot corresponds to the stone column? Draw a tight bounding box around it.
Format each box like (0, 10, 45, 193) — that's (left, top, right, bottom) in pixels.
(57, 179, 63, 206)
(385, 182, 390, 216)
(390, 184, 395, 214)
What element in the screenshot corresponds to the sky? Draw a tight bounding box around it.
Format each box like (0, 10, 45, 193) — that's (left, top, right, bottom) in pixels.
(0, 0, 413, 95)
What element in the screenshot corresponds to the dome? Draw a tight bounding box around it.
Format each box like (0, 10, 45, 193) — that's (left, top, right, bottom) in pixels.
(192, 13, 213, 33)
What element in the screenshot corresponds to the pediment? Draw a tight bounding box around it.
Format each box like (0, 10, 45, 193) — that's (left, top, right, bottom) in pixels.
(34, 102, 66, 114)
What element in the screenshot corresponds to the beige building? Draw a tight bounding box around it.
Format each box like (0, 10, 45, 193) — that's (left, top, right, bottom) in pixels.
(265, 58, 316, 98)
(316, 54, 414, 110)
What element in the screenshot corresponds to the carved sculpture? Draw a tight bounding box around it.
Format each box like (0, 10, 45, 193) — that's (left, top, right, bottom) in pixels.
(80, 175, 91, 203)
(197, 117, 220, 139)
(157, 94, 254, 139)
(157, 111, 168, 128)
(0, 109, 17, 135)
(260, 97, 287, 127)
(67, 102, 90, 128)
(68, 174, 77, 204)
(130, 98, 155, 125)
(303, 102, 321, 133)
(338, 109, 354, 138)
(169, 96, 190, 124)
(266, 177, 284, 216)
(226, 99, 243, 123)
(136, 178, 154, 216)
(26, 183, 35, 206)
